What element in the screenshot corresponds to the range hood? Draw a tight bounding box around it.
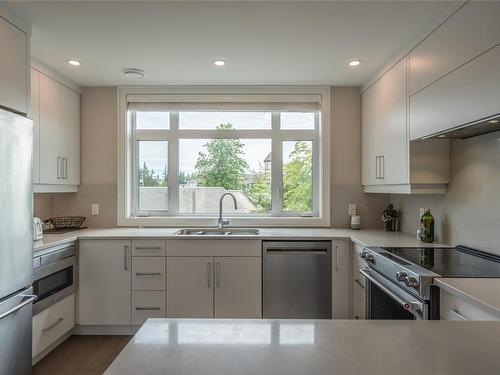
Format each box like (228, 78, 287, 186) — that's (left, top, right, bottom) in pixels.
(422, 114, 500, 140)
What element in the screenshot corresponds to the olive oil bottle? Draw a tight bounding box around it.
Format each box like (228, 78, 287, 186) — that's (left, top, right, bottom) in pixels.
(419, 209, 434, 243)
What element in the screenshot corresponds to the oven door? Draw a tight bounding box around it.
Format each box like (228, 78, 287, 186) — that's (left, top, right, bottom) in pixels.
(33, 256, 76, 315)
(361, 269, 428, 320)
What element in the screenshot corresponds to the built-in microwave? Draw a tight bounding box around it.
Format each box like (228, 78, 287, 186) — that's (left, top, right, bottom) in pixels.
(33, 245, 76, 315)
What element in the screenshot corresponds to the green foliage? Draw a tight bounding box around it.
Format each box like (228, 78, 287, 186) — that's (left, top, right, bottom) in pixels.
(178, 171, 193, 185)
(247, 169, 272, 212)
(194, 123, 249, 190)
(282, 141, 312, 212)
(139, 163, 167, 187)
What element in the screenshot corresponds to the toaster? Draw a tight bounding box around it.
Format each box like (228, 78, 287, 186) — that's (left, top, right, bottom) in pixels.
(33, 217, 43, 240)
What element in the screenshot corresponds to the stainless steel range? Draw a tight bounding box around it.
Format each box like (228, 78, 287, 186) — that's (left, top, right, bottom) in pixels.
(360, 245, 500, 320)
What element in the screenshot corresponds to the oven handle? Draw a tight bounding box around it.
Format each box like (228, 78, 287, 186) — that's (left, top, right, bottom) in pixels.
(360, 269, 423, 316)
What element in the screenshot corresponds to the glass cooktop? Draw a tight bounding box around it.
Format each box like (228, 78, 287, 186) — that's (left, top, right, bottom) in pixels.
(381, 246, 500, 277)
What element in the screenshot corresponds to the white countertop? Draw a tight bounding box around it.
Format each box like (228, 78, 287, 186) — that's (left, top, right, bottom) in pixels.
(33, 227, 448, 254)
(435, 278, 500, 316)
(105, 318, 500, 375)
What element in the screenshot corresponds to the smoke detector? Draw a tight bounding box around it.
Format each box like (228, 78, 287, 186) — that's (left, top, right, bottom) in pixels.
(122, 68, 145, 79)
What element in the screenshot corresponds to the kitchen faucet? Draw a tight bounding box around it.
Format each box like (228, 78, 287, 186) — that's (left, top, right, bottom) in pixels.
(218, 192, 238, 229)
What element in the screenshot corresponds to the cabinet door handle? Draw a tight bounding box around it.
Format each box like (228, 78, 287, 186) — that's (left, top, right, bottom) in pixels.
(335, 245, 340, 272)
(63, 157, 68, 179)
(380, 155, 384, 180)
(134, 247, 161, 251)
(57, 157, 61, 179)
(375, 156, 379, 179)
(135, 307, 161, 311)
(124, 245, 129, 270)
(135, 272, 161, 276)
(42, 317, 64, 333)
(207, 262, 212, 288)
(216, 262, 221, 288)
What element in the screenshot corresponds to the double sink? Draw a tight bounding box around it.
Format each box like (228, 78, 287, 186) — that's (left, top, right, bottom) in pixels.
(175, 228, 260, 236)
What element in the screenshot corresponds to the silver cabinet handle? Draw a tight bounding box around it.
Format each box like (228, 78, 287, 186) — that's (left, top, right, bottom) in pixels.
(207, 262, 212, 288)
(57, 157, 61, 179)
(42, 317, 64, 333)
(0, 295, 36, 319)
(335, 245, 340, 272)
(134, 247, 161, 251)
(216, 262, 221, 288)
(135, 272, 161, 276)
(124, 245, 129, 270)
(354, 279, 365, 289)
(135, 307, 161, 311)
(380, 155, 384, 180)
(375, 156, 379, 180)
(448, 309, 469, 321)
(63, 157, 68, 179)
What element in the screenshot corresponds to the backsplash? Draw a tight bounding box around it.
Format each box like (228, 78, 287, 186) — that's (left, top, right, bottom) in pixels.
(391, 131, 500, 255)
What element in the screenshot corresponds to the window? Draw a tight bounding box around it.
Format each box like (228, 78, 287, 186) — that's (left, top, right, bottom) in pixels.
(119, 89, 330, 226)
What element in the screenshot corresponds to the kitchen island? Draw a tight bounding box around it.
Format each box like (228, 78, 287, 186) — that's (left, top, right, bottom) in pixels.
(105, 318, 500, 375)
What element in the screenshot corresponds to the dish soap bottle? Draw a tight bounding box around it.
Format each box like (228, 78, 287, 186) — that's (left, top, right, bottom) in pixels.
(419, 208, 434, 243)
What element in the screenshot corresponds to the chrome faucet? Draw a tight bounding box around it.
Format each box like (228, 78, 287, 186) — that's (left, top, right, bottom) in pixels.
(218, 192, 238, 229)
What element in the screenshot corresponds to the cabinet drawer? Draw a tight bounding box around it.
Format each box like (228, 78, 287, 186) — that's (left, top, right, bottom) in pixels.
(132, 291, 166, 325)
(132, 257, 166, 291)
(132, 240, 166, 256)
(33, 294, 75, 358)
(440, 289, 500, 321)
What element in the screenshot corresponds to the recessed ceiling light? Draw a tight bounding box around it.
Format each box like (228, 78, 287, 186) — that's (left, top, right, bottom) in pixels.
(349, 60, 361, 67)
(67, 59, 81, 66)
(122, 68, 145, 79)
(488, 119, 499, 124)
(213, 60, 226, 67)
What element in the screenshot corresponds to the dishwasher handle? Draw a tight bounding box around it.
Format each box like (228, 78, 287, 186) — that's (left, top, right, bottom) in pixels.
(265, 248, 329, 255)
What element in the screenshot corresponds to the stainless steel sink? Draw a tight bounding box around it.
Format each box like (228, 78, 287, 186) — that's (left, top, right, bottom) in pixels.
(175, 228, 260, 236)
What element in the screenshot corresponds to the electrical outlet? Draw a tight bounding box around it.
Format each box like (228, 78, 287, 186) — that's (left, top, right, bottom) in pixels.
(348, 203, 357, 216)
(91, 203, 99, 216)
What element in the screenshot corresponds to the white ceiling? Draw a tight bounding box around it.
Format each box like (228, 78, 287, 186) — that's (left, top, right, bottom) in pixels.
(5, 1, 462, 87)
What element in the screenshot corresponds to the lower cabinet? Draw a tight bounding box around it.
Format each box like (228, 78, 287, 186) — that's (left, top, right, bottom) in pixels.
(332, 240, 352, 319)
(167, 256, 262, 318)
(33, 294, 75, 358)
(78, 240, 131, 325)
(352, 244, 367, 320)
(132, 291, 166, 325)
(439, 288, 500, 321)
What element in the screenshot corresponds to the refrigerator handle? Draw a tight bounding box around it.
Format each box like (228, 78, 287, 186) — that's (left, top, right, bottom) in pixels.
(0, 295, 36, 320)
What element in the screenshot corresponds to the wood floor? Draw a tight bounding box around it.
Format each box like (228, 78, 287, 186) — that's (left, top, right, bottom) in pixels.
(33, 335, 132, 375)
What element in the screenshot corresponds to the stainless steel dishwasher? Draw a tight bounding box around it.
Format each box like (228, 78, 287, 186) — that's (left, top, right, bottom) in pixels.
(263, 241, 332, 319)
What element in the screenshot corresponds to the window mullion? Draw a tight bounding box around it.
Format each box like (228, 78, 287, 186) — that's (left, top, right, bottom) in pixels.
(271, 112, 282, 216)
(168, 112, 179, 214)
(312, 111, 320, 216)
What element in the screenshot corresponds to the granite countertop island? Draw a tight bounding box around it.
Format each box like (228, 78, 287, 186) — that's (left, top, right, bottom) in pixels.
(105, 318, 500, 375)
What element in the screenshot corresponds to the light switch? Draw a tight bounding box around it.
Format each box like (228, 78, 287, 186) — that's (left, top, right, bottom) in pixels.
(91, 203, 99, 216)
(348, 203, 357, 216)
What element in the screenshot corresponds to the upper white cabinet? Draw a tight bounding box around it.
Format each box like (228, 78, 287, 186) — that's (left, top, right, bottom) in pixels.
(0, 15, 28, 114)
(408, 1, 500, 140)
(32, 67, 80, 192)
(78, 240, 131, 325)
(410, 2, 500, 96)
(362, 57, 449, 194)
(410, 43, 500, 140)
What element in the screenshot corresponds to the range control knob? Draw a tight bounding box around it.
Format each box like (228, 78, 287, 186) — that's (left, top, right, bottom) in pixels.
(360, 250, 369, 259)
(396, 271, 408, 281)
(364, 253, 375, 263)
(404, 276, 419, 288)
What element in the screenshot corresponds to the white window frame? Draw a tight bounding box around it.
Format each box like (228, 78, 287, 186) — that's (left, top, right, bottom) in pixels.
(117, 86, 331, 227)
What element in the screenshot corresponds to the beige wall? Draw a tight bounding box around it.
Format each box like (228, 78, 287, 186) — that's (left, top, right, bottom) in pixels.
(391, 131, 500, 255)
(34, 87, 118, 227)
(36, 86, 387, 229)
(330, 87, 388, 229)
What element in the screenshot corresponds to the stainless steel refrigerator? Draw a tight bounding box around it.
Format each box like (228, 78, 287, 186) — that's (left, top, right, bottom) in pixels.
(0, 107, 35, 375)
